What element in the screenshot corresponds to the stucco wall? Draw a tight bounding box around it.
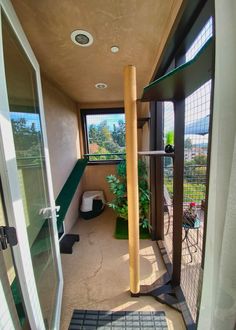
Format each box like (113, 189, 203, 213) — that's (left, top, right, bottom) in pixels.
(137, 101, 150, 152)
(42, 77, 82, 233)
(82, 164, 116, 203)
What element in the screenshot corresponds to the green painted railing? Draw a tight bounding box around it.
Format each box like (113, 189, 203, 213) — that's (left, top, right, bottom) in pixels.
(56, 158, 88, 230)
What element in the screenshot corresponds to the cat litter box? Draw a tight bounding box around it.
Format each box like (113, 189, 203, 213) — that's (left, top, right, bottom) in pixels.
(80, 191, 105, 220)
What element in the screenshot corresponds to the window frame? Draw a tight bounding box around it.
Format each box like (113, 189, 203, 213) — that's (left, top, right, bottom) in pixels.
(80, 107, 126, 165)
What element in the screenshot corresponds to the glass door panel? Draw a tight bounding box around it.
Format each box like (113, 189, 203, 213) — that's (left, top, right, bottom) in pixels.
(1, 12, 59, 329)
(0, 179, 30, 330)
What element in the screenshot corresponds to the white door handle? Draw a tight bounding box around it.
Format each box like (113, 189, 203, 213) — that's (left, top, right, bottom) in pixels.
(39, 205, 60, 219)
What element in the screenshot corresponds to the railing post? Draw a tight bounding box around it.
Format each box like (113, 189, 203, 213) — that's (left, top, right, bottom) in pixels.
(155, 102, 164, 240)
(124, 65, 140, 295)
(150, 101, 157, 240)
(172, 100, 185, 286)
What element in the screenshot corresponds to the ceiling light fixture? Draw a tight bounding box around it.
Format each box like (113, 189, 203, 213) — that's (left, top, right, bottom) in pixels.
(71, 30, 93, 47)
(95, 83, 108, 89)
(111, 46, 119, 53)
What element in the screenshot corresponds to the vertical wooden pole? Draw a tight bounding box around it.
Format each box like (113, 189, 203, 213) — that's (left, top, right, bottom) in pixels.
(124, 65, 140, 295)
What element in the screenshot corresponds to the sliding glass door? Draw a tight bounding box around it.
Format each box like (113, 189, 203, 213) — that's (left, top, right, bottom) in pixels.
(0, 1, 63, 329)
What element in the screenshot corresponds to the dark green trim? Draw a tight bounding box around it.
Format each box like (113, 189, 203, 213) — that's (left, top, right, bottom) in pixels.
(11, 279, 26, 326)
(142, 37, 213, 102)
(56, 158, 88, 230)
(152, 0, 213, 80)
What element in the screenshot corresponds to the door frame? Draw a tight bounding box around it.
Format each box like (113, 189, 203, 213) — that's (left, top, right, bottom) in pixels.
(0, 279, 20, 330)
(0, 0, 63, 329)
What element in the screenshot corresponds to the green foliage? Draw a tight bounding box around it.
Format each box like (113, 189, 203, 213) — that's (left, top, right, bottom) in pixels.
(11, 117, 42, 166)
(165, 152, 207, 203)
(194, 166, 207, 177)
(112, 120, 126, 147)
(193, 154, 207, 165)
(164, 179, 206, 204)
(166, 130, 174, 145)
(184, 137, 192, 149)
(106, 159, 150, 228)
(88, 119, 126, 160)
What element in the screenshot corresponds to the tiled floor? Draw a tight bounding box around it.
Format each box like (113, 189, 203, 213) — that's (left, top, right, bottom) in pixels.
(60, 208, 185, 329)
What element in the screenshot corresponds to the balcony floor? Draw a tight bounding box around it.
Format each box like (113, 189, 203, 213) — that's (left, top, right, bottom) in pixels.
(60, 207, 185, 329)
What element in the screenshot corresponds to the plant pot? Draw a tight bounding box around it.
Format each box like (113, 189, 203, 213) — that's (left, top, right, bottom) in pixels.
(114, 217, 150, 239)
(165, 144, 175, 153)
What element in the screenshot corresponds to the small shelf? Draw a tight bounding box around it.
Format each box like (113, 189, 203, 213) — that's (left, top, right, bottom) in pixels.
(137, 117, 150, 129)
(138, 150, 174, 157)
(141, 37, 214, 102)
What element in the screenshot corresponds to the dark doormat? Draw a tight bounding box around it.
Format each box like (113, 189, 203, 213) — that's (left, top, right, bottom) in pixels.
(68, 310, 168, 329)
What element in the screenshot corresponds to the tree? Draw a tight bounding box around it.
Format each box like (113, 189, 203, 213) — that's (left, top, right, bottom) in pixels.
(184, 137, 192, 149)
(184, 160, 195, 180)
(88, 119, 126, 158)
(11, 116, 42, 165)
(99, 120, 111, 142)
(193, 154, 207, 165)
(112, 120, 126, 147)
(88, 120, 112, 148)
(88, 124, 99, 144)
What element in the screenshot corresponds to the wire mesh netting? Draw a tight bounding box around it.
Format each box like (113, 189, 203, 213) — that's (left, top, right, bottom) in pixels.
(186, 17, 213, 62)
(163, 17, 213, 322)
(181, 16, 213, 321)
(85, 113, 126, 161)
(181, 79, 211, 321)
(163, 102, 174, 264)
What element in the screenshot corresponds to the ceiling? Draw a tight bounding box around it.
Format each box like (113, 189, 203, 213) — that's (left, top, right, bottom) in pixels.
(11, 0, 183, 104)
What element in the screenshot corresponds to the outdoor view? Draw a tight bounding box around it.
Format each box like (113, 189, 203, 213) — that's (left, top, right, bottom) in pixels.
(85, 113, 126, 161)
(11, 111, 43, 167)
(163, 16, 213, 322)
(164, 80, 210, 205)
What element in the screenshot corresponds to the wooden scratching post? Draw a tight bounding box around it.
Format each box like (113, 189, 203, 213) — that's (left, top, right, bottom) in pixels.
(124, 65, 140, 295)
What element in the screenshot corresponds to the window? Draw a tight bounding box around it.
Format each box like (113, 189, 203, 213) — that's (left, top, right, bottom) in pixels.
(81, 108, 126, 162)
(185, 17, 213, 62)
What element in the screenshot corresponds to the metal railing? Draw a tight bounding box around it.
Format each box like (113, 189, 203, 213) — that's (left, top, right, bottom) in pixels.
(164, 164, 207, 204)
(84, 153, 126, 162)
(16, 156, 45, 168)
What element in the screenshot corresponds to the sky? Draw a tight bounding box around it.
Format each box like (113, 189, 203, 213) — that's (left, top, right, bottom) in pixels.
(86, 113, 125, 130)
(164, 79, 211, 145)
(10, 112, 41, 131)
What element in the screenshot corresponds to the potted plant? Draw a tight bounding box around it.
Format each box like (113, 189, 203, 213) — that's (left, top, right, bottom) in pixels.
(165, 130, 175, 153)
(106, 159, 150, 238)
(183, 202, 197, 227)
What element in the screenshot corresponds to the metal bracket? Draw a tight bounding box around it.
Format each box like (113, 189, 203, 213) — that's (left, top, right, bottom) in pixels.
(140, 273, 182, 312)
(0, 226, 18, 251)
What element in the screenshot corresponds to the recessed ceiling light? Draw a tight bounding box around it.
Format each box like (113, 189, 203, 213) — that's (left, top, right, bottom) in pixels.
(111, 46, 119, 53)
(95, 83, 108, 89)
(71, 30, 93, 47)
